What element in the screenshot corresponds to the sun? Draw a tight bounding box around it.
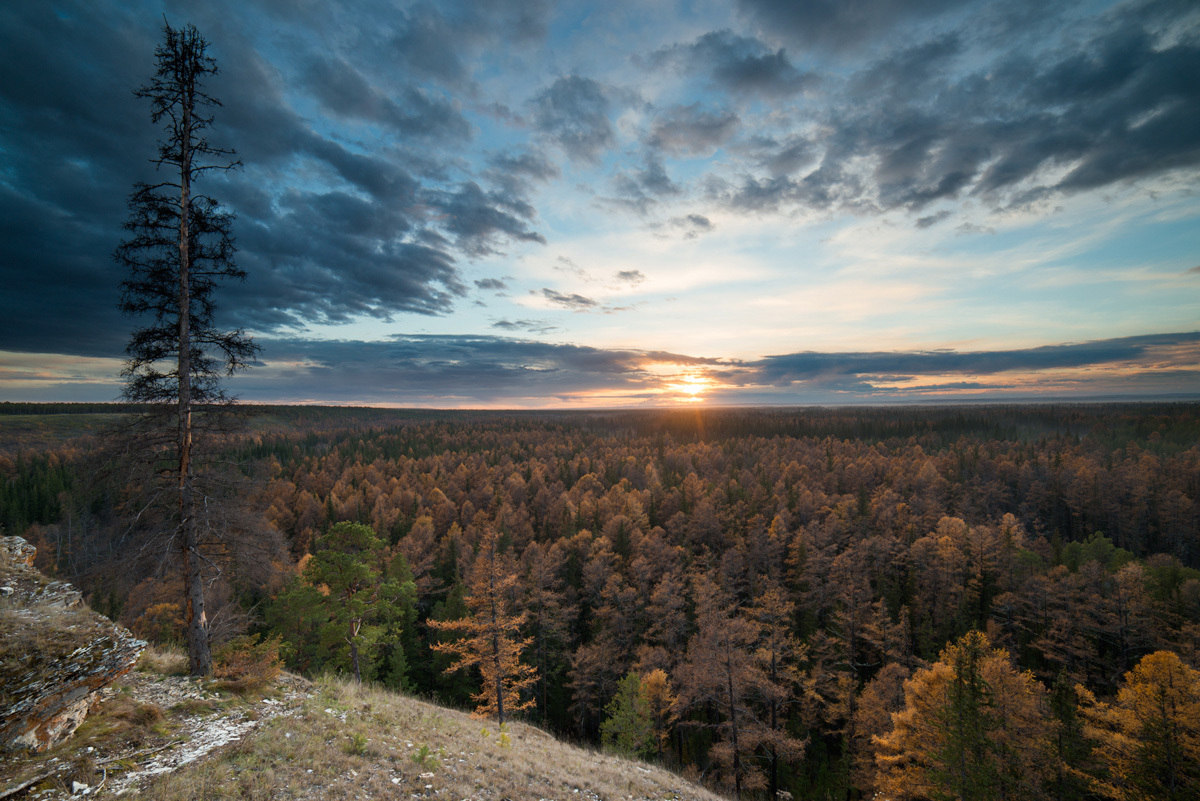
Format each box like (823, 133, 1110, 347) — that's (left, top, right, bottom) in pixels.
(668, 372, 712, 403)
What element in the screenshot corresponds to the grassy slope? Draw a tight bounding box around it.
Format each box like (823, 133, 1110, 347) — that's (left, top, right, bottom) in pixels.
(142, 675, 725, 801)
(3, 660, 726, 800)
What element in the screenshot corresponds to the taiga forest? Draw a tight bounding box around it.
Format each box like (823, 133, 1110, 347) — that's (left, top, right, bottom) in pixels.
(3, 402, 1199, 800)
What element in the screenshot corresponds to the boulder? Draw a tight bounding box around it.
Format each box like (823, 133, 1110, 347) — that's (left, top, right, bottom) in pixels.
(0, 536, 146, 752)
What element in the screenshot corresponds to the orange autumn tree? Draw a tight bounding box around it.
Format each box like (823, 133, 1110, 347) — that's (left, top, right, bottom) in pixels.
(429, 529, 537, 724)
(1085, 650, 1200, 801)
(642, 667, 678, 761)
(674, 574, 762, 799)
(875, 630, 1053, 801)
(674, 573, 805, 800)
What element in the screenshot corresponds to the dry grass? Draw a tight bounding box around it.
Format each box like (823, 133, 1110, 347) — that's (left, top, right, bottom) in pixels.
(142, 675, 728, 801)
(137, 644, 190, 676)
(2, 659, 725, 801)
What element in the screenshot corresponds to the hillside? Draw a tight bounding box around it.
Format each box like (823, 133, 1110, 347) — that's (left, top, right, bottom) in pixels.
(1, 650, 725, 801)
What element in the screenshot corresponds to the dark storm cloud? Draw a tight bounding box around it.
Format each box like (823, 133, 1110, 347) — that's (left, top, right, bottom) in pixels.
(302, 57, 470, 140)
(488, 150, 560, 181)
(422, 182, 546, 256)
(531, 76, 615, 163)
(0, 1, 548, 359)
(649, 30, 816, 98)
(230, 197, 466, 327)
(736, 0, 964, 54)
(0, 3, 159, 356)
(390, 5, 470, 86)
(742, 332, 1200, 387)
(722, 0, 1200, 216)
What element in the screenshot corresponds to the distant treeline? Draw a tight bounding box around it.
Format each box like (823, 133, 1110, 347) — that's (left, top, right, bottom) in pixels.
(0, 402, 144, 415)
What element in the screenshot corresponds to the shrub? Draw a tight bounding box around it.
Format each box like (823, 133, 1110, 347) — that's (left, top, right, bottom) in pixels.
(213, 634, 283, 692)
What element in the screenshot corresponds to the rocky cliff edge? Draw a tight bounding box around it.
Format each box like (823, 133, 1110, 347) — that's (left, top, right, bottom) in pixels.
(0, 536, 145, 753)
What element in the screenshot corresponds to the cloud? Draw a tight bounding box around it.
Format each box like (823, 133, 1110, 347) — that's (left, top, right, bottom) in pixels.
(389, 6, 470, 86)
(553, 257, 593, 282)
(607, 156, 681, 214)
(210, 331, 1200, 407)
(231, 218, 467, 327)
(475, 278, 509, 291)
(491, 319, 558, 334)
(748, 135, 819, 178)
(722, 0, 1200, 215)
(486, 149, 561, 196)
(673, 214, 715, 238)
(302, 56, 470, 140)
(916, 210, 952, 228)
(2, 0, 1197, 409)
(615, 270, 646, 285)
(531, 75, 615, 163)
(741, 332, 1200, 388)
(649, 104, 740, 157)
(649, 30, 816, 98)
(422, 181, 546, 256)
(228, 335, 721, 405)
(0, 2, 559, 360)
(7, 330, 1197, 406)
(736, 0, 965, 54)
(541, 288, 599, 310)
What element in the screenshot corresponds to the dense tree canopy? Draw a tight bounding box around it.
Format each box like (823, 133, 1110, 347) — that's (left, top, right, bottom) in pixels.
(5, 403, 1199, 798)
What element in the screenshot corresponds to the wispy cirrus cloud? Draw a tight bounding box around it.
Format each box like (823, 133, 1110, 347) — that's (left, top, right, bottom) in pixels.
(540, 288, 599, 310)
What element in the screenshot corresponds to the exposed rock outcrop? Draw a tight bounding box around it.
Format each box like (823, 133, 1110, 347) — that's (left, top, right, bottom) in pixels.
(0, 535, 146, 752)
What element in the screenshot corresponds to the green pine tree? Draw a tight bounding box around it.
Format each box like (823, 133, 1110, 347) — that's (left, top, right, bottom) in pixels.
(600, 671, 655, 758)
(288, 522, 415, 683)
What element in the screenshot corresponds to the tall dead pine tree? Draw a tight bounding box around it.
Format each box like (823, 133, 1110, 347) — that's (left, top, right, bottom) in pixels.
(430, 529, 538, 724)
(116, 21, 256, 676)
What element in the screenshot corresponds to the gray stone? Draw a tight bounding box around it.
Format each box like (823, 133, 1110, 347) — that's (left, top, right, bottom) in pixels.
(0, 536, 146, 752)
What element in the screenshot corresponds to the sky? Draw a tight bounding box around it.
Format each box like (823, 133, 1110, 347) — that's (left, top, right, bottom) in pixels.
(1, 0, 1198, 408)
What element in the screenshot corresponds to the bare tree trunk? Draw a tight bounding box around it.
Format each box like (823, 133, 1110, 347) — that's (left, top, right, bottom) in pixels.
(491, 581, 505, 725)
(725, 648, 742, 801)
(350, 630, 361, 683)
(178, 84, 211, 678)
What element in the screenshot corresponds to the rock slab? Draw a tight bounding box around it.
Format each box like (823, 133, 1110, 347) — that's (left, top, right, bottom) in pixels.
(0, 535, 146, 752)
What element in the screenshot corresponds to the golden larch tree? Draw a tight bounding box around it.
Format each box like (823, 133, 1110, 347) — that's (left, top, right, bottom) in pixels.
(429, 529, 537, 724)
(1085, 650, 1200, 801)
(875, 630, 1053, 801)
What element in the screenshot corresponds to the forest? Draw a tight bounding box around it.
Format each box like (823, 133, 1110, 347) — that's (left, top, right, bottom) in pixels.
(3, 402, 1199, 800)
